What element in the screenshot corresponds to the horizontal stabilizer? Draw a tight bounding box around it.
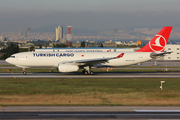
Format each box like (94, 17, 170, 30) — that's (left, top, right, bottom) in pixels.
(150, 52, 172, 58)
(116, 53, 124, 58)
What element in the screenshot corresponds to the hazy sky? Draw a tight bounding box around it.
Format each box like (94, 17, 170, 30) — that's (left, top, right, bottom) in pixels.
(1, 0, 180, 33)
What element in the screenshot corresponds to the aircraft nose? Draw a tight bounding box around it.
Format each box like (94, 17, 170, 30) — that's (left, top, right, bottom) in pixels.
(5, 58, 10, 64)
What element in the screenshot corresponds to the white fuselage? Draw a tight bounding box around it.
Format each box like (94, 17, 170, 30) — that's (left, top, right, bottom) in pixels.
(6, 51, 152, 68)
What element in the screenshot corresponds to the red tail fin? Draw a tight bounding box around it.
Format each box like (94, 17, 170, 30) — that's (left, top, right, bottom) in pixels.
(136, 27, 173, 52)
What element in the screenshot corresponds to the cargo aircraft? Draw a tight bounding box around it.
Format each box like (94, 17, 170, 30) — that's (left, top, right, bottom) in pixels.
(6, 27, 172, 75)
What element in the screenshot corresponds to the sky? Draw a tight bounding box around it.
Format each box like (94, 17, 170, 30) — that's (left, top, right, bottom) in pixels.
(0, 0, 180, 33)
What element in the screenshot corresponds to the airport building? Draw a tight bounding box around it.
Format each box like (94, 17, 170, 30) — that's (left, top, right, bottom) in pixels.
(164, 44, 180, 60)
(35, 44, 180, 60)
(35, 47, 134, 52)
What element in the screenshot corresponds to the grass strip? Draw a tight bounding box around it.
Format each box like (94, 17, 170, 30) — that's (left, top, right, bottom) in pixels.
(0, 78, 180, 106)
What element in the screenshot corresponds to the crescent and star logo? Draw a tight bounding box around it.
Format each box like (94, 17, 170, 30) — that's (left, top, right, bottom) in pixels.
(149, 35, 166, 52)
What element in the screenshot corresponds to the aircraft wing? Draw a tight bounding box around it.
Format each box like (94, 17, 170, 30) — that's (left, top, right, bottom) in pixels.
(68, 53, 124, 66)
(150, 52, 172, 58)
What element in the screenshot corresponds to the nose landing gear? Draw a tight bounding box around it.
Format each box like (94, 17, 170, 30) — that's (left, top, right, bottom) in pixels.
(23, 68, 27, 75)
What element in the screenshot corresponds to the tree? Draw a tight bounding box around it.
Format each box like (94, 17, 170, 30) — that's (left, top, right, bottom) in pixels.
(99, 43, 103, 47)
(39, 45, 42, 48)
(0, 43, 19, 60)
(53, 44, 66, 48)
(30, 46, 35, 51)
(81, 41, 85, 47)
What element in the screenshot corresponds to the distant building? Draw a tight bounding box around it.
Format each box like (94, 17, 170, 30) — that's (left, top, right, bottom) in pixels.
(137, 40, 141, 45)
(72, 42, 81, 48)
(129, 42, 138, 46)
(23, 31, 27, 37)
(55, 26, 65, 43)
(59, 38, 66, 44)
(1, 36, 8, 42)
(1, 36, 5, 42)
(102, 42, 116, 47)
(105, 40, 112, 43)
(134, 28, 149, 32)
(146, 37, 152, 41)
(115, 41, 122, 45)
(19, 31, 23, 37)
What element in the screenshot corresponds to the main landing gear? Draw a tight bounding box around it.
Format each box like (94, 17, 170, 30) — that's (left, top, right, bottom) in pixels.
(82, 66, 94, 75)
(23, 68, 27, 75)
(82, 70, 94, 75)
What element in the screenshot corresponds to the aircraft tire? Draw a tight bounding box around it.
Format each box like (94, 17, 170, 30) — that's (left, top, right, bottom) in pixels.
(82, 70, 85, 74)
(23, 71, 26, 75)
(84, 71, 88, 75)
(82, 69, 94, 75)
(90, 71, 94, 75)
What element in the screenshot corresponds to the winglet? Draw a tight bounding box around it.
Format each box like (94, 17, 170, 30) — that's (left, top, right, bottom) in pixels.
(116, 53, 124, 58)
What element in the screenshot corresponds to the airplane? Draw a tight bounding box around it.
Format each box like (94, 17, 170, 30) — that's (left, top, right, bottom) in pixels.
(5, 26, 173, 75)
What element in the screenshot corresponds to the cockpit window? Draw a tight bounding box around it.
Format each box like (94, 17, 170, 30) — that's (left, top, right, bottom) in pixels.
(10, 56, 15, 58)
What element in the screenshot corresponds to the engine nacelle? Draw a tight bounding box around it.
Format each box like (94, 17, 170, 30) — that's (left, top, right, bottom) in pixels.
(58, 64, 79, 72)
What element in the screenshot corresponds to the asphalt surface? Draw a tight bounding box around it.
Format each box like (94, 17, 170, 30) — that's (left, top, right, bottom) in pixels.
(1, 60, 180, 119)
(0, 60, 8, 65)
(1, 72, 180, 78)
(2, 60, 180, 78)
(1, 106, 180, 119)
(1, 60, 180, 66)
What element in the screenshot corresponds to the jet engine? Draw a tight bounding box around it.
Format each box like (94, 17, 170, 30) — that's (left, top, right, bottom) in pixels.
(58, 64, 79, 72)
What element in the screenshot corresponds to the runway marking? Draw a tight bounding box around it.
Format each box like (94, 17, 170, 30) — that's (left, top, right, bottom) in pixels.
(39, 114, 180, 116)
(134, 110, 180, 112)
(1, 72, 180, 78)
(149, 119, 178, 120)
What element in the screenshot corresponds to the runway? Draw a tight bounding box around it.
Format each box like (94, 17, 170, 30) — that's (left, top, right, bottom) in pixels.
(1, 60, 180, 119)
(0, 72, 180, 78)
(1, 106, 180, 119)
(1, 60, 180, 78)
(1, 60, 180, 66)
